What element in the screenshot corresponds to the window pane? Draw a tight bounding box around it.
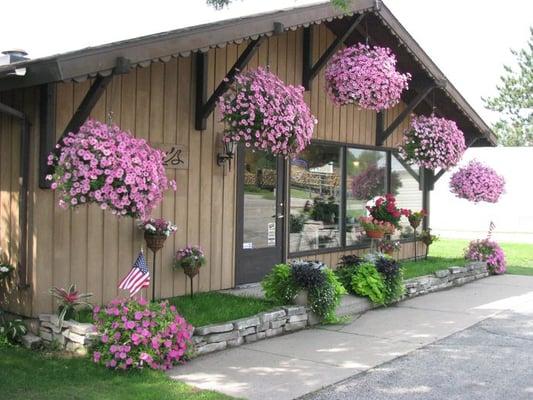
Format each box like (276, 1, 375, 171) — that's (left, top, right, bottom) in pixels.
(289, 144, 341, 253)
(391, 155, 423, 240)
(242, 150, 278, 249)
(346, 148, 388, 246)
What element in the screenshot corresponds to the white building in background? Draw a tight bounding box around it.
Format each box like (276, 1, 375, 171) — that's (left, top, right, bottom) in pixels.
(432, 147, 533, 243)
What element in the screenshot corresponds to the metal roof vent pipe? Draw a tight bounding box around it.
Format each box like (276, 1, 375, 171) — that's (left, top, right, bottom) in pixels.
(0, 50, 29, 76)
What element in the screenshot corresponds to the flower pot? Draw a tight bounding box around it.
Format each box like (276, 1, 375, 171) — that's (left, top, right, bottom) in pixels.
(294, 290, 308, 306)
(365, 229, 384, 239)
(144, 232, 167, 252)
(182, 262, 201, 280)
(409, 220, 421, 230)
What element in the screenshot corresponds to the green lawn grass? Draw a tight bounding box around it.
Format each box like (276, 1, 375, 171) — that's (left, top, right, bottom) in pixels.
(0, 346, 233, 400)
(166, 292, 277, 327)
(402, 238, 533, 279)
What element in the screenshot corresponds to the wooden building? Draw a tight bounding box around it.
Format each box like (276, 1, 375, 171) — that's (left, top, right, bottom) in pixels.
(0, 0, 496, 317)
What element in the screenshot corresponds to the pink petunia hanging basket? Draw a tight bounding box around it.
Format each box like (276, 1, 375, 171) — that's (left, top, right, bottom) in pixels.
(449, 160, 505, 203)
(325, 43, 411, 111)
(47, 119, 176, 219)
(398, 115, 466, 170)
(217, 67, 317, 156)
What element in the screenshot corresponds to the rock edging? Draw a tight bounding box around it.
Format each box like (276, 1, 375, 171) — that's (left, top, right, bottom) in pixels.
(404, 261, 488, 298)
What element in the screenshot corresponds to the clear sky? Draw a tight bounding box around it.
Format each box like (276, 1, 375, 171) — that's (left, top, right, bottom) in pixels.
(1, 0, 531, 123)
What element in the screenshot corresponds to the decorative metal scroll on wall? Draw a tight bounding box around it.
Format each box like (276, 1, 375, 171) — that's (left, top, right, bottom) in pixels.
(153, 143, 189, 169)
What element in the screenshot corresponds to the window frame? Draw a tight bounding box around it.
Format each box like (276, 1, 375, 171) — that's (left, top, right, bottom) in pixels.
(287, 140, 422, 258)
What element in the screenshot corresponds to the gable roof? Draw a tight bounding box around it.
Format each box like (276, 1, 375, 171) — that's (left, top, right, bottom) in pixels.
(0, 0, 496, 146)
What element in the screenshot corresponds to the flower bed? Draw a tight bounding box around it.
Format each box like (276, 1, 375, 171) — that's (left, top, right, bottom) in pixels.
(465, 239, 506, 274)
(47, 119, 176, 219)
(450, 160, 505, 203)
(325, 43, 411, 110)
(399, 115, 466, 170)
(218, 67, 316, 156)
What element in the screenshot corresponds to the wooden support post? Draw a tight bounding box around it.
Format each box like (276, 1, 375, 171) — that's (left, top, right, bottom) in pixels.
(421, 168, 434, 230)
(376, 82, 436, 146)
(39, 84, 56, 188)
(303, 12, 366, 90)
(40, 57, 130, 188)
(0, 102, 30, 288)
(195, 37, 265, 130)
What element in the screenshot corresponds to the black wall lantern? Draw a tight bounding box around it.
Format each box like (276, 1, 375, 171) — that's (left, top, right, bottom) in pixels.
(217, 140, 236, 170)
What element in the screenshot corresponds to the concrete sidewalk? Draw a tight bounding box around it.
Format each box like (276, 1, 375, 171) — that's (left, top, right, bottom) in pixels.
(168, 275, 533, 400)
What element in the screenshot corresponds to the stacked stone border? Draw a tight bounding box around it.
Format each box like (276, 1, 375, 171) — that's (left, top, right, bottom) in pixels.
(22, 262, 489, 355)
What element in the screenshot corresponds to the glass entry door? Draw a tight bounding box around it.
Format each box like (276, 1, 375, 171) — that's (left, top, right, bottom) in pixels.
(235, 147, 285, 285)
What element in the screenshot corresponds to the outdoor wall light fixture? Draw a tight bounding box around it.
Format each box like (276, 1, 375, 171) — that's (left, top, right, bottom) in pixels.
(217, 140, 236, 169)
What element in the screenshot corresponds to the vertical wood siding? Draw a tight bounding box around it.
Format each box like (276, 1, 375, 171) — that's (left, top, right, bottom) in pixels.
(25, 23, 420, 315)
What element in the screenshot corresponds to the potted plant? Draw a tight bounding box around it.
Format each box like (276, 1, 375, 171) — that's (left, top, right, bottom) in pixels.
(0, 261, 13, 282)
(407, 209, 427, 230)
(218, 67, 317, 156)
(174, 246, 206, 297)
(419, 229, 439, 260)
(325, 43, 411, 111)
(47, 119, 176, 219)
(366, 194, 409, 230)
(399, 115, 466, 170)
(378, 239, 401, 257)
(49, 284, 93, 326)
(138, 218, 177, 253)
(358, 216, 394, 239)
(450, 160, 505, 203)
(464, 238, 506, 275)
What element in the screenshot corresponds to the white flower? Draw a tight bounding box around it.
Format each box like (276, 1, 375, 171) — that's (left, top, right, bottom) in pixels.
(145, 224, 156, 232)
(0, 266, 9, 273)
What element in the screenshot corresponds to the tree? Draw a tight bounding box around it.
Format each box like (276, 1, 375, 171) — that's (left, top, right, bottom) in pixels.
(207, 0, 349, 10)
(483, 28, 533, 146)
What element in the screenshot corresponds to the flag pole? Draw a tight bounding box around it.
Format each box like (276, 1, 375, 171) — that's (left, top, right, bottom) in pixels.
(152, 251, 157, 302)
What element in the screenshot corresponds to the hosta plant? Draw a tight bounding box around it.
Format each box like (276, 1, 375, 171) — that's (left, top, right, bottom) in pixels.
(218, 67, 317, 156)
(449, 160, 505, 203)
(399, 115, 466, 170)
(47, 119, 176, 219)
(325, 43, 411, 110)
(465, 239, 506, 275)
(92, 297, 192, 370)
(261, 261, 345, 322)
(49, 284, 93, 326)
(0, 318, 27, 347)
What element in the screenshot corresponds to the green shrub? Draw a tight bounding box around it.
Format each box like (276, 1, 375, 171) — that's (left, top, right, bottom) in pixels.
(289, 213, 307, 233)
(261, 264, 299, 305)
(0, 318, 27, 347)
(351, 262, 387, 305)
(261, 262, 345, 323)
(335, 255, 364, 294)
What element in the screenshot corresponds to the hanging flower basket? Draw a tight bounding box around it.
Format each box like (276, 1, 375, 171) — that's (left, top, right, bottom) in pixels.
(398, 115, 466, 170)
(47, 119, 176, 219)
(325, 43, 411, 110)
(449, 160, 505, 203)
(144, 232, 167, 253)
(217, 67, 317, 156)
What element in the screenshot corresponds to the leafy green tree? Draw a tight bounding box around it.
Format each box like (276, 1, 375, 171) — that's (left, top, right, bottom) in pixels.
(483, 28, 533, 146)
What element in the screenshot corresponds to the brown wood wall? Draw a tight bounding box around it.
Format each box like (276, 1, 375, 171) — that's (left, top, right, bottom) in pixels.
(0, 23, 420, 317)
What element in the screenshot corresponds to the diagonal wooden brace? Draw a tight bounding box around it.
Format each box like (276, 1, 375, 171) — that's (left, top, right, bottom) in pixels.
(195, 36, 265, 131)
(302, 12, 367, 90)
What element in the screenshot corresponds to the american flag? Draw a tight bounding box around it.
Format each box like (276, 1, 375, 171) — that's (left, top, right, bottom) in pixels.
(118, 251, 150, 297)
(487, 221, 496, 239)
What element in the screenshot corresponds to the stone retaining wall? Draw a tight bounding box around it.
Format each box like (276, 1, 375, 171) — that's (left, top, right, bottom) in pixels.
(34, 314, 98, 354)
(26, 262, 489, 356)
(404, 261, 488, 298)
(192, 305, 312, 356)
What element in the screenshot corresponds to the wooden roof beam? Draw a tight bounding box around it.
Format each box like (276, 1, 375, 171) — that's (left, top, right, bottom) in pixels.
(302, 12, 367, 90)
(376, 78, 441, 146)
(195, 36, 265, 131)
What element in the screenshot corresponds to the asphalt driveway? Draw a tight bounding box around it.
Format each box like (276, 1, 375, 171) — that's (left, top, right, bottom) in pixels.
(301, 310, 533, 400)
(169, 275, 533, 400)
